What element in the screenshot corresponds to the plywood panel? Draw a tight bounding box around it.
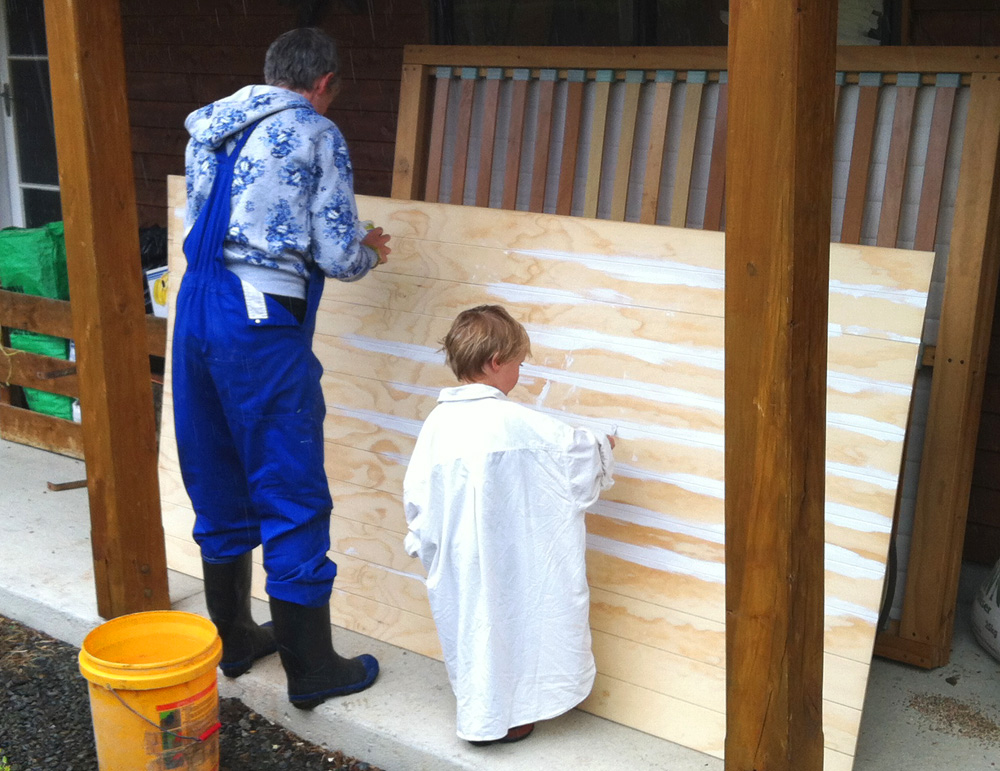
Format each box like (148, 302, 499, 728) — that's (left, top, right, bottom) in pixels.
(160, 186, 934, 765)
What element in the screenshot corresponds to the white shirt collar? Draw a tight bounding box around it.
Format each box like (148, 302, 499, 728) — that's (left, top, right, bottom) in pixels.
(437, 383, 506, 403)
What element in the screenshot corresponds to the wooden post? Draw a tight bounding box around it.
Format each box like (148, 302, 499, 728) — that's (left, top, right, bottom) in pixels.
(391, 60, 432, 200)
(724, 1, 836, 769)
(43, 0, 169, 617)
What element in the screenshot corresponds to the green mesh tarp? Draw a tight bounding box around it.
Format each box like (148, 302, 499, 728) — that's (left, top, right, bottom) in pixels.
(0, 222, 73, 420)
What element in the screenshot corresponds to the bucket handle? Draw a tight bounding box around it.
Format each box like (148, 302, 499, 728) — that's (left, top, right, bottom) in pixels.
(104, 685, 222, 743)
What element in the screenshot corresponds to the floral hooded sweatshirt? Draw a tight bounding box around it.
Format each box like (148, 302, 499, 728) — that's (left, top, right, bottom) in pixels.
(184, 85, 377, 299)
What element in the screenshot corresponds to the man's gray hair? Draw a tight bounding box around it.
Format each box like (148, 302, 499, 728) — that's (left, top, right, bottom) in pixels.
(264, 28, 340, 90)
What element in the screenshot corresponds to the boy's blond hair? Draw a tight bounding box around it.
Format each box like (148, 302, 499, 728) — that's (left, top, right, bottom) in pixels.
(443, 305, 531, 382)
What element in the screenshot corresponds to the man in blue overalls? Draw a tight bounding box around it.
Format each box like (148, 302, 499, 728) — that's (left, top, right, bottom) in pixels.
(174, 27, 390, 709)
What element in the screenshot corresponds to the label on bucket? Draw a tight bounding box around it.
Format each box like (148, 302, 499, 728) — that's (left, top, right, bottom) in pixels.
(141, 681, 220, 770)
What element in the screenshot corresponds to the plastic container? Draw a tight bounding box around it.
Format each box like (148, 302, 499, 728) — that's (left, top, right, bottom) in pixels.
(78, 610, 223, 770)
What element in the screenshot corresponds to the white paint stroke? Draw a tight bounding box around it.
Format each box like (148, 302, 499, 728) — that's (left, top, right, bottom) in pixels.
(828, 322, 921, 345)
(615, 457, 898, 500)
(593, 499, 724, 543)
(527, 325, 724, 370)
(516, 248, 726, 290)
(521, 362, 725, 413)
(595, 495, 891, 543)
(534, 379, 552, 408)
(825, 502, 892, 533)
(827, 412, 906, 441)
(827, 460, 899, 490)
(829, 280, 928, 308)
(826, 543, 885, 579)
(587, 533, 724, 583)
(328, 405, 423, 438)
(372, 563, 426, 584)
(587, 534, 885, 604)
(614, 463, 725, 498)
(842, 326, 921, 345)
(487, 281, 589, 306)
(383, 380, 442, 399)
(826, 596, 879, 625)
(381, 451, 411, 468)
(828, 371, 912, 396)
(342, 335, 444, 365)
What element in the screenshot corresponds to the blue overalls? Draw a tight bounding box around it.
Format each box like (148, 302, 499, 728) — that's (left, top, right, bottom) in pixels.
(173, 119, 337, 608)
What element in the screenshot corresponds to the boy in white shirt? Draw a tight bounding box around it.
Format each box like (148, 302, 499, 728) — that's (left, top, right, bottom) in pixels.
(403, 305, 616, 745)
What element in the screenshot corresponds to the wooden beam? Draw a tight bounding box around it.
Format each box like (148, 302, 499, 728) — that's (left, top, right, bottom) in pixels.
(0, 346, 79, 397)
(724, 1, 836, 769)
(391, 63, 431, 200)
(0, 290, 167, 357)
(403, 44, 1000, 75)
(0, 403, 83, 459)
(43, 0, 169, 618)
(898, 74, 1000, 659)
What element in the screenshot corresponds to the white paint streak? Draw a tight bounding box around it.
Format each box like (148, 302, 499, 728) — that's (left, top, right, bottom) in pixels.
(534, 379, 552, 408)
(830, 280, 928, 308)
(342, 335, 444, 365)
(373, 564, 426, 584)
(826, 597, 879, 625)
(527, 325, 724, 369)
(518, 248, 725, 290)
(385, 381, 442, 398)
(827, 412, 906, 440)
(613, 463, 725, 498)
(381, 452, 411, 468)
(828, 371, 912, 396)
(593, 499, 724, 543)
(825, 502, 892, 533)
(826, 543, 884, 578)
(487, 282, 587, 305)
(328, 405, 423, 438)
(521, 363, 725, 413)
(586, 534, 724, 583)
(827, 460, 899, 489)
(841, 325, 921, 344)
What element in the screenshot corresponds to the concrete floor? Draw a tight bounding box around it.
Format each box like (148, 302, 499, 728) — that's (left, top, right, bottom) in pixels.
(2, 437, 999, 770)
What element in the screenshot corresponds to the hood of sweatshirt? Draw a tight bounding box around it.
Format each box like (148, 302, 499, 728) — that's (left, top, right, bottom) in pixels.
(184, 85, 316, 150)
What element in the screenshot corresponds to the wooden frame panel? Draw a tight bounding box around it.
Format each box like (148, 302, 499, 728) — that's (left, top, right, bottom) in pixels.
(390, 45, 1000, 671)
(893, 74, 1000, 663)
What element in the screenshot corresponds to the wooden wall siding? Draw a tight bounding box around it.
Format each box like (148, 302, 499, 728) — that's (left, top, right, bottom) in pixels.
(119, 0, 426, 227)
(160, 179, 933, 768)
(909, 2, 1000, 46)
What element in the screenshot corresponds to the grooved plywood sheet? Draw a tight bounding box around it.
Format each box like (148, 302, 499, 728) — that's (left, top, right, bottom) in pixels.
(160, 178, 934, 770)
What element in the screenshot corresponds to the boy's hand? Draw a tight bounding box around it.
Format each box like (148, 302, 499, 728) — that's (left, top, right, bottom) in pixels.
(607, 434, 616, 450)
(362, 226, 391, 264)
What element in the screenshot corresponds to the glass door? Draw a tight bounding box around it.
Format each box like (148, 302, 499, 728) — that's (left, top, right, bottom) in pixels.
(1, 0, 60, 228)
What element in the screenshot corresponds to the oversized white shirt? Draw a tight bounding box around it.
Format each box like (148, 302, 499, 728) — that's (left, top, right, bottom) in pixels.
(403, 383, 615, 741)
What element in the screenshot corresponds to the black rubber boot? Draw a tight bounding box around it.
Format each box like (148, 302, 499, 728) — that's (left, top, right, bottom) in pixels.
(202, 554, 277, 678)
(269, 596, 380, 709)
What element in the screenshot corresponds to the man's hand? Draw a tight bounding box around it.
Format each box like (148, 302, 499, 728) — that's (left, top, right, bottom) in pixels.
(362, 226, 391, 265)
(607, 434, 616, 450)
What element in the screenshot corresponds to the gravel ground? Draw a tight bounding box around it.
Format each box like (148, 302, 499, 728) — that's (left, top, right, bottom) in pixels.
(0, 614, 386, 771)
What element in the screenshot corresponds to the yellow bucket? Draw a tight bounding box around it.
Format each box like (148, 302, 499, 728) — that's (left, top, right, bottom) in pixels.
(79, 610, 223, 771)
